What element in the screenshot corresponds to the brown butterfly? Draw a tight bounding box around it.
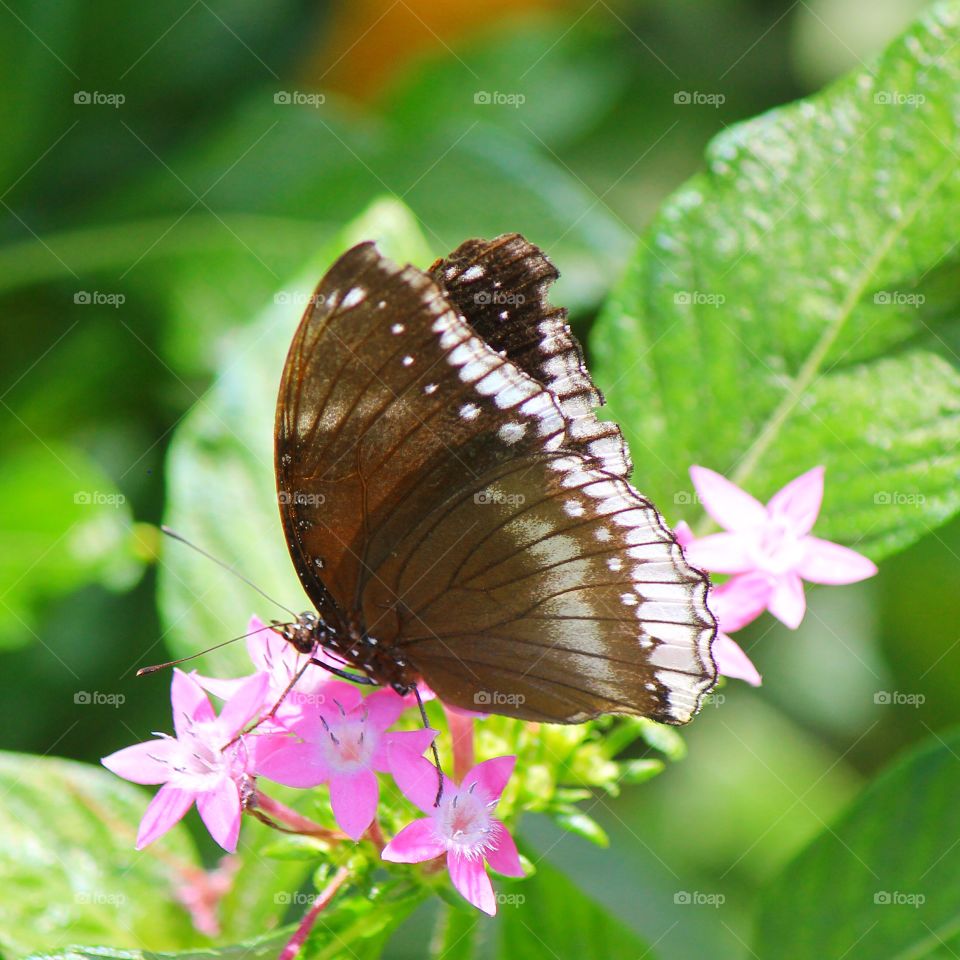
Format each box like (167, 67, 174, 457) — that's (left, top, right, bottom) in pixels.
(271, 234, 716, 724)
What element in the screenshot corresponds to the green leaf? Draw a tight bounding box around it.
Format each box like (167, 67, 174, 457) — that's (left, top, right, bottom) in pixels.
(0, 752, 201, 957)
(754, 725, 960, 959)
(0, 444, 142, 648)
(25, 934, 289, 960)
(497, 849, 653, 960)
(592, 0, 960, 559)
(552, 808, 610, 848)
(158, 197, 431, 677)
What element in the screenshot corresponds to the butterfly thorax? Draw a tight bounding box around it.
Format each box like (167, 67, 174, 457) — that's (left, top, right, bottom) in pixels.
(272, 611, 417, 695)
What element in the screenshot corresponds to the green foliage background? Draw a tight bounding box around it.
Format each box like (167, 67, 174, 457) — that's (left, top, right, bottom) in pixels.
(1, 0, 958, 958)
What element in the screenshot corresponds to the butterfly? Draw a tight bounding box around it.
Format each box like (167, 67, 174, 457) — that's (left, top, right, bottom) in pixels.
(272, 234, 716, 725)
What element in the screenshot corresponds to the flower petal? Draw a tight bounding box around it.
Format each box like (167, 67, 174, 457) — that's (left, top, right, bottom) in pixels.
(244, 615, 279, 671)
(710, 573, 772, 632)
(388, 749, 443, 815)
(196, 780, 242, 852)
(684, 532, 755, 574)
(673, 521, 694, 548)
(171, 670, 215, 735)
(768, 573, 806, 629)
(712, 633, 762, 686)
(218, 671, 270, 735)
(361, 688, 407, 732)
(381, 818, 444, 864)
(330, 769, 379, 841)
(463, 756, 515, 805)
(690, 465, 766, 532)
(766, 466, 824, 536)
(136, 783, 195, 849)
(485, 821, 524, 877)
(191, 674, 249, 702)
(797, 537, 878, 585)
(448, 851, 496, 916)
(373, 729, 437, 771)
(102, 738, 179, 785)
(254, 738, 329, 788)
(316, 682, 365, 722)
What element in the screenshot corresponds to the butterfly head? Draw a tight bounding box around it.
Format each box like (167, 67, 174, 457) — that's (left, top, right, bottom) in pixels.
(270, 611, 329, 654)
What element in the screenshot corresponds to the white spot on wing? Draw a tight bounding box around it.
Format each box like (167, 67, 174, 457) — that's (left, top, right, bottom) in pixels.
(341, 287, 366, 309)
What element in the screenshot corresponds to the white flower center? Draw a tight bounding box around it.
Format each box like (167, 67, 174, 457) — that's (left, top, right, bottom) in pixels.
(166, 720, 239, 791)
(745, 515, 805, 575)
(433, 784, 496, 859)
(321, 715, 375, 774)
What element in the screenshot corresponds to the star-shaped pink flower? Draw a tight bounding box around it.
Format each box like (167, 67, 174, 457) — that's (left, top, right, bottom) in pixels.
(382, 754, 523, 916)
(683, 465, 877, 630)
(102, 669, 268, 851)
(253, 682, 436, 841)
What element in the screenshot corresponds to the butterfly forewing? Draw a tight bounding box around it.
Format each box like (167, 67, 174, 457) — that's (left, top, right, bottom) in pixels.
(275, 238, 716, 723)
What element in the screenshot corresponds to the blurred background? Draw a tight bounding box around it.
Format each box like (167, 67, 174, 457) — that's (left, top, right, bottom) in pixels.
(0, 0, 952, 956)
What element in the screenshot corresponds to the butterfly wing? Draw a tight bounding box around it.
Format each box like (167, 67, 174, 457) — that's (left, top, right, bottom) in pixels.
(276, 241, 716, 723)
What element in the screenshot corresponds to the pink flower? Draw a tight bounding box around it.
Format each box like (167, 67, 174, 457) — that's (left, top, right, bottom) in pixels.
(102, 669, 268, 852)
(174, 856, 240, 937)
(383, 754, 523, 916)
(193, 615, 341, 721)
(254, 683, 437, 841)
(683, 466, 877, 630)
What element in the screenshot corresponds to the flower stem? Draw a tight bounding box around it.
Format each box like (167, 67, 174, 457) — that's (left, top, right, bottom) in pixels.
(252, 791, 345, 841)
(444, 707, 475, 783)
(278, 866, 351, 960)
(431, 902, 481, 958)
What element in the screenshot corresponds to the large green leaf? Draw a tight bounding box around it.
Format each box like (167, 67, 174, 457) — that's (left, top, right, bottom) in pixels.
(754, 726, 960, 958)
(157, 198, 431, 675)
(0, 444, 142, 649)
(591, 0, 960, 559)
(496, 848, 654, 960)
(0, 753, 201, 957)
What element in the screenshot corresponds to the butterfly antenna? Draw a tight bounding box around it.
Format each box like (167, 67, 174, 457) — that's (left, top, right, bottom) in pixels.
(414, 686, 444, 806)
(137, 622, 284, 676)
(160, 525, 299, 619)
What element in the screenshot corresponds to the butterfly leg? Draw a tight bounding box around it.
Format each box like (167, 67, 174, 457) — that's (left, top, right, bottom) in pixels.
(414, 686, 444, 807)
(308, 657, 378, 685)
